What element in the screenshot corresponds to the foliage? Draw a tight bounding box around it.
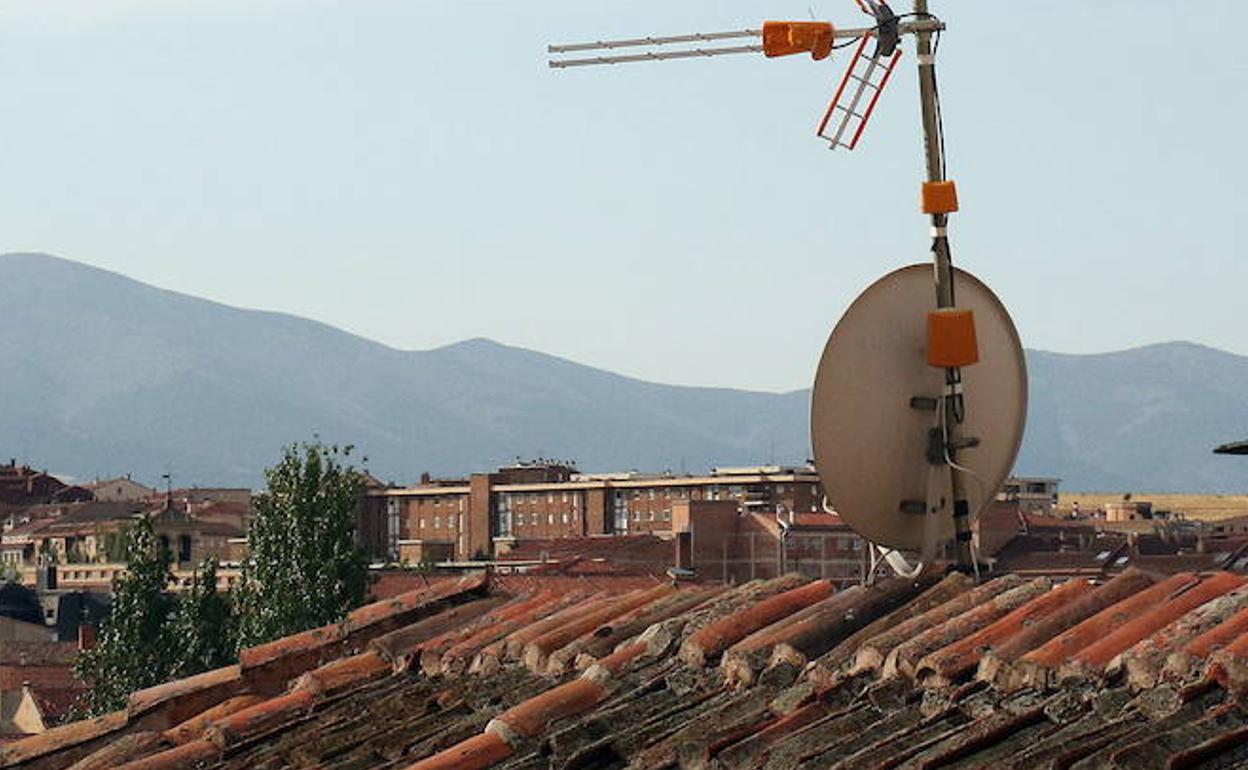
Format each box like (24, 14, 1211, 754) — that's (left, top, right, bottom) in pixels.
(73, 514, 177, 715)
(101, 524, 131, 563)
(235, 440, 369, 648)
(169, 556, 238, 676)
(37, 539, 58, 565)
(66, 541, 90, 564)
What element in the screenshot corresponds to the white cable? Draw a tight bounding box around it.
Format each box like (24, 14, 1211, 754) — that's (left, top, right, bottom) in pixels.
(824, 495, 924, 581)
(939, 394, 988, 581)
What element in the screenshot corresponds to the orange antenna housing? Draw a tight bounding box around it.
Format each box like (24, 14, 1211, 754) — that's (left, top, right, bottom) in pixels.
(761, 21, 835, 60)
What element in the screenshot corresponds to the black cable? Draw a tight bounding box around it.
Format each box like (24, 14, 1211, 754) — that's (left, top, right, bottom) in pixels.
(931, 27, 947, 178)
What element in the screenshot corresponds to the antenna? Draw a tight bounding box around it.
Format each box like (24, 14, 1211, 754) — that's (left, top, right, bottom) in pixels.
(548, 1, 1016, 572)
(548, 4, 942, 151)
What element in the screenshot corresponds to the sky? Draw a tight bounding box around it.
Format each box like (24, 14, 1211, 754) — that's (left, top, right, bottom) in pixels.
(1, 1, 1244, 392)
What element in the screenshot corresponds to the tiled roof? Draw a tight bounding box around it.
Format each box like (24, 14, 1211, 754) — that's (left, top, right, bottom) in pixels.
(5, 567, 1248, 770)
(26, 685, 87, 727)
(0, 642, 79, 667)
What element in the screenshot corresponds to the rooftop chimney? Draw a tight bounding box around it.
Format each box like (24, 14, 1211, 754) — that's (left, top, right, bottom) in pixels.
(78, 622, 97, 651)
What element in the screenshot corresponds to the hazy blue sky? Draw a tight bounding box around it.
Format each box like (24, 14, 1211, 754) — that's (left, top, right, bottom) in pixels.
(1, 1, 1243, 392)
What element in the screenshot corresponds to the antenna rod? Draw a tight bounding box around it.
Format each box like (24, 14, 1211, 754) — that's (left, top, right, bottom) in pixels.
(550, 45, 762, 68)
(548, 30, 761, 54)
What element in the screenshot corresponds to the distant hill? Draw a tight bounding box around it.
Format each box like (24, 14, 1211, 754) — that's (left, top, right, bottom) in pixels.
(2, 253, 1245, 492)
(1017, 343, 1248, 491)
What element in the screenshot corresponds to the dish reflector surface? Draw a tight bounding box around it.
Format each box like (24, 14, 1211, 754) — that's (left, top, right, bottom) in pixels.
(810, 264, 1026, 551)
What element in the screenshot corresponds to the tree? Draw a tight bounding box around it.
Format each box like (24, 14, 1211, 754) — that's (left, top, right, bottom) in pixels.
(74, 514, 177, 715)
(169, 556, 237, 676)
(235, 441, 369, 648)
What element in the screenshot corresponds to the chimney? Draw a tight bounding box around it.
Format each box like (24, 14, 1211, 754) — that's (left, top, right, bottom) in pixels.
(78, 622, 97, 651)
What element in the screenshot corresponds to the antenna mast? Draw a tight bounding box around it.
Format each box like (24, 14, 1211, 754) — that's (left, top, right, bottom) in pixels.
(909, 0, 975, 568)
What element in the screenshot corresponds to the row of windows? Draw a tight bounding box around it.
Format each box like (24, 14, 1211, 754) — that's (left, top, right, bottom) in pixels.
(406, 484, 818, 511)
(416, 496, 466, 510)
(511, 511, 578, 527)
(630, 509, 672, 522)
(418, 514, 459, 530)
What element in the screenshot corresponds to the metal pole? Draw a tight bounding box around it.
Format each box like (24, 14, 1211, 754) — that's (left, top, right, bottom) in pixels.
(913, 0, 974, 569)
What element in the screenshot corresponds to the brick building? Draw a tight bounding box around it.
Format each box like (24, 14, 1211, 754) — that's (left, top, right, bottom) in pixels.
(1, 500, 243, 582)
(0, 461, 90, 507)
(672, 500, 866, 585)
(361, 462, 826, 563)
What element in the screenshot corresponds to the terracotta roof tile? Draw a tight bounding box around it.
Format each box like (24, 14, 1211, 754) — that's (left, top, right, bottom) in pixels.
(402, 731, 512, 770)
(915, 576, 1094, 687)
(60, 730, 164, 770)
(201, 688, 316, 750)
(1207, 619, 1248, 696)
(161, 695, 263, 746)
(487, 676, 607, 739)
(806, 571, 974, 685)
(679, 579, 835, 667)
(435, 592, 570, 676)
(0, 709, 128, 768)
(976, 566, 1157, 686)
(853, 574, 1024, 674)
(1062, 571, 1246, 676)
(1126, 583, 1248, 688)
(1012, 571, 1201, 689)
(18, 568, 1248, 770)
(112, 738, 218, 770)
(885, 576, 1053, 680)
(724, 574, 939, 687)
(367, 595, 511, 668)
(126, 664, 244, 723)
(523, 583, 675, 674)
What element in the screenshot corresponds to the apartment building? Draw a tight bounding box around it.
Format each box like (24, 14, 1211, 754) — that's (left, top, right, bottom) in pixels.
(360, 462, 826, 562)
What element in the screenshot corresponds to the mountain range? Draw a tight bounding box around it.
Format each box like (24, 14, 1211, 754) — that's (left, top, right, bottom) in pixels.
(2, 253, 1246, 492)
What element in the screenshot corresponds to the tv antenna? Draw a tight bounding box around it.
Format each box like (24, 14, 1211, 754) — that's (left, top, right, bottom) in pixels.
(549, 0, 1025, 572)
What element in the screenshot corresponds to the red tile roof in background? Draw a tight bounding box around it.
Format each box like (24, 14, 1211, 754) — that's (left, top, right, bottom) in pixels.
(5, 566, 1248, 770)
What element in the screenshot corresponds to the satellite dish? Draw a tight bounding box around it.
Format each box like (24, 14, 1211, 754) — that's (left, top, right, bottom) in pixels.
(810, 264, 1027, 551)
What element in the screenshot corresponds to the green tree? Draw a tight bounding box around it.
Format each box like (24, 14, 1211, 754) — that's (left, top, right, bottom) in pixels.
(74, 515, 177, 715)
(170, 556, 238, 676)
(235, 441, 369, 648)
(101, 524, 131, 563)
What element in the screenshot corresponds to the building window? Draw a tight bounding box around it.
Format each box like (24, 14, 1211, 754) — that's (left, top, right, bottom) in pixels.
(494, 494, 513, 537)
(562, 513, 569, 524)
(547, 493, 554, 503)
(448, 514, 457, 530)
(419, 518, 426, 530)
(663, 509, 671, 521)
(561, 491, 568, 503)
(434, 516, 441, 529)
(613, 491, 629, 534)
(649, 489, 656, 500)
